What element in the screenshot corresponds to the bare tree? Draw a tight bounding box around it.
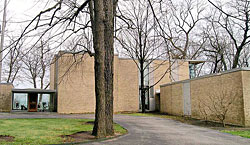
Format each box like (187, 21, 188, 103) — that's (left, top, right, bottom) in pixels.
(2, 36, 23, 84)
(116, 0, 169, 113)
(153, 0, 205, 59)
(202, 16, 231, 73)
(22, 40, 51, 89)
(198, 99, 209, 123)
(9, 0, 118, 138)
(146, 0, 207, 79)
(199, 91, 237, 127)
(208, 0, 250, 69)
(238, 47, 250, 67)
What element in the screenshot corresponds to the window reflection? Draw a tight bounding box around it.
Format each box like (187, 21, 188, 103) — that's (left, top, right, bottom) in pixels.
(13, 93, 28, 110)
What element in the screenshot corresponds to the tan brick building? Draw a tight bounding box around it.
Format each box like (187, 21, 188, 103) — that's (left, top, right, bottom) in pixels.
(50, 51, 191, 114)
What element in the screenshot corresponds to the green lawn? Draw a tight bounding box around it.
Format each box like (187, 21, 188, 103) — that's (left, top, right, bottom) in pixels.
(221, 130, 250, 138)
(0, 118, 126, 145)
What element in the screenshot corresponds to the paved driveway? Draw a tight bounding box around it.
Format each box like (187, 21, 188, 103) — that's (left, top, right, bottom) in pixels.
(0, 112, 249, 145)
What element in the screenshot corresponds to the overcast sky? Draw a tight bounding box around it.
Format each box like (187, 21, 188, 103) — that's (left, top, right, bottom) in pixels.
(0, 0, 51, 35)
(0, 0, 230, 88)
(1, 0, 231, 36)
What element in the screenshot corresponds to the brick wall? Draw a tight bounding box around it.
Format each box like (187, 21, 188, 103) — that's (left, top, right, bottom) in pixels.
(116, 58, 139, 112)
(242, 71, 250, 126)
(160, 68, 250, 126)
(0, 83, 13, 112)
(56, 54, 96, 114)
(50, 52, 190, 114)
(51, 53, 139, 113)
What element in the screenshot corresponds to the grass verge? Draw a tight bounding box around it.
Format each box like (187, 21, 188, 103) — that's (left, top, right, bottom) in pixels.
(0, 118, 127, 145)
(221, 130, 250, 138)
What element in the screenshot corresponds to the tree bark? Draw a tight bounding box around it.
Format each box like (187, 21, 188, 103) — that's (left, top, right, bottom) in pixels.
(140, 61, 146, 113)
(232, 49, 241, 69)
(92, 0, 106, 138)
(104, 0, 115, 136)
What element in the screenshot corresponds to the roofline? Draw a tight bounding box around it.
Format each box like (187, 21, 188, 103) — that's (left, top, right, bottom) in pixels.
(160, 67, 250, 87)
(0, 83, 13, 86)
(55, 51, 207, 62)
(187, 60, 207, 64)
(12, 88, 56, 94)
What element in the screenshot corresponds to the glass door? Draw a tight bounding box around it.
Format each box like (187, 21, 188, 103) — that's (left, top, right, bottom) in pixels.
(28, 93, 38, 112)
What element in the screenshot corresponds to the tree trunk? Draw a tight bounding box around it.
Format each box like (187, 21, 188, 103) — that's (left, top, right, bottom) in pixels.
(104, 0, 114, 136)
(221, 54, 227, 71)
(222, 120, 225, 127)
(39, 94, 43, 106)
(140, 62, 146, 113)
(33, 78, 37, 88)
(92, 0, 106, 138)
(232, 49, 241, 69)
(39, 77, 44, 104)
(213, 57, 219, 73)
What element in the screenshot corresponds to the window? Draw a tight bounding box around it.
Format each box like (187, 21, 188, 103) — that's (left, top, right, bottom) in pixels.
(189, 64, 196, 79)
(13, 93, 28, 110)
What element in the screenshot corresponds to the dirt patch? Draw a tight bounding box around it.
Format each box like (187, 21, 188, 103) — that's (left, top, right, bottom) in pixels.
(183, 119, 225, 127)
(82, 121, 95, 125)
(61, 131, 95, 143)
(0, 135, 14, 142)
(61, 131, 123, 143)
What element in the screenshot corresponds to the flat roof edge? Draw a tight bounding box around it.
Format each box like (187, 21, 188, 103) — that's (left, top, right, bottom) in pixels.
(12, 88, 56, 94)
(0, 83, 13, 86)
(160, 67, 250, 87)
(56, 51, 207, 62)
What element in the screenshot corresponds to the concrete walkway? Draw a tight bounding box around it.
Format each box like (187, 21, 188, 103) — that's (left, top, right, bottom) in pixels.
(0, 112, 249, 145)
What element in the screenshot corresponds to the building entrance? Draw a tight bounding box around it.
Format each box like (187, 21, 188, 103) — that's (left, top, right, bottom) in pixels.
(28, 93, 38, 112)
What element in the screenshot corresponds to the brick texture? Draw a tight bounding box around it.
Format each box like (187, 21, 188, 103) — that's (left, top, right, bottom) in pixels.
(0, 84, 13, 112)
(160, 69, 250, 126)
(50, 53, 190, 114)
(242, 71, 250, 126)
(51, 54, 139, 113)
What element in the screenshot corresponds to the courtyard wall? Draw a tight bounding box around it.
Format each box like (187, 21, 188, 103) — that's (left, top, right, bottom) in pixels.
(160, 68, 250, 126)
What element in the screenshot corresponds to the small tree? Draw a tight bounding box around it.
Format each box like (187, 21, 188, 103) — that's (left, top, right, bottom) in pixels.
(198, 99, 209, 124)
(200, 90, 238, 127)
